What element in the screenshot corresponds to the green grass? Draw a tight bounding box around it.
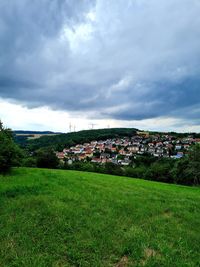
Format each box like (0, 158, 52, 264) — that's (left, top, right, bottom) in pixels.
(0, 168, 200, 267)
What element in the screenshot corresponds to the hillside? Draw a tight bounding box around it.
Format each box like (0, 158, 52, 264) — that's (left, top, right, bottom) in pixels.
(24, 128, 138, 150)
(14, 130, 62, 135)
(0, 168, 199, 266)
(14, 130, 62, 147)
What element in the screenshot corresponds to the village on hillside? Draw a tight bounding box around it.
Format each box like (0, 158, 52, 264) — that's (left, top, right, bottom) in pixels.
(56, 131, 200, 166)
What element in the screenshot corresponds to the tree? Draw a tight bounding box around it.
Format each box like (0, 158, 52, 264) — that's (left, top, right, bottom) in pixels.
(188, 144, 200, 185)
(0, 120, 23, 173)
(22, 157, 37, 167)
(104, 162, 124, 176)
(172, 144, 200, 185)
(145, 160, 173, 183)
(35, 148, 59, 169)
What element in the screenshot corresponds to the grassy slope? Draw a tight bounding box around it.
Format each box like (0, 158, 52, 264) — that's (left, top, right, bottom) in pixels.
(0, 168, 200, 267)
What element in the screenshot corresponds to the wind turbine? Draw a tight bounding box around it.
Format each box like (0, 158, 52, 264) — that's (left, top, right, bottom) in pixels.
(69, 122, 72, 133)
(89, 123, 97, 130)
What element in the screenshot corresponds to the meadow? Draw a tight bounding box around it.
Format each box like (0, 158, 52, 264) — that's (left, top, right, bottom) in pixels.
(0, 168, 200, 266)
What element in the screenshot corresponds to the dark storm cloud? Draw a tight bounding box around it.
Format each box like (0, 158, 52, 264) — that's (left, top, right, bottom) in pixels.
(0, 0, 200, 125)
(104, 78, 200, 121)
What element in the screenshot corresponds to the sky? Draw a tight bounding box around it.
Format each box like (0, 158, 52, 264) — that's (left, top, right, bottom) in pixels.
(0, 0, 200, 132)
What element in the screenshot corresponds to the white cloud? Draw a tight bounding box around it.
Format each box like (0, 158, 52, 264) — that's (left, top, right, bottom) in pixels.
(1, 98, 199, 132)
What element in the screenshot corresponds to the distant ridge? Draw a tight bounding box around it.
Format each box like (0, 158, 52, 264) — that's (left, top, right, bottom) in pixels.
(14, 130, 63, 135)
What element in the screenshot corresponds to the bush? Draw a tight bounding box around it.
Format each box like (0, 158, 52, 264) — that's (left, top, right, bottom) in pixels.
(103, 162, 124, 176)
(125, 166, 146, 178)
(22, 157, 37, 167)
(35, 148, 59, 169)
(145, 161, 173, 183)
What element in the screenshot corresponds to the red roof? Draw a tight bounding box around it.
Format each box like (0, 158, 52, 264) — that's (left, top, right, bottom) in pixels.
(56, 152, 65, 159)
(91, 158, 102, 162)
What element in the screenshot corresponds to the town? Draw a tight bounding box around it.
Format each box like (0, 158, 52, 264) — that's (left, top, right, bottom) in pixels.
(56, 131, 200, 166)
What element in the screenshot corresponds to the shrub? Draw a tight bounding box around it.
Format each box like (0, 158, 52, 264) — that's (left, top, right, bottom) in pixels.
(35, 148, 59, 169)
(22, 157, 37, 167)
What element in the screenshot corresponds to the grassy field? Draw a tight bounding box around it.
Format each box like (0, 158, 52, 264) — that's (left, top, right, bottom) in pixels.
(0, 168, 200, 267)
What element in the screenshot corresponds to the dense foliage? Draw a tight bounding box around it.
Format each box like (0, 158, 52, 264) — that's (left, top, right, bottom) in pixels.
(0, 121, 23, 173)
(35, 148, 59, 169)
(172, 144, 200, 185)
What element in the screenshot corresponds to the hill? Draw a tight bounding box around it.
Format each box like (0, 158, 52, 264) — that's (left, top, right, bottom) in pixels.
(14, 130, 62, 135)
(14, 130, 63, 147)
(24, 128, 138, 150)
(0, 168, 199, 266)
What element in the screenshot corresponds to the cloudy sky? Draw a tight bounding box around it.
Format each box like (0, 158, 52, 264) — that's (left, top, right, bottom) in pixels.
(0, 0, 200, 132)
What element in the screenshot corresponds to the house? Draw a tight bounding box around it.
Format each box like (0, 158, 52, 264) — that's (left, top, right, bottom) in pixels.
(63, 148, 70, 154)
(166, 144, 173, 149)
(91, 158, 102, 163)
(120, 157, 131, 166)
(183, 144, 190, 150)
(121, 161, 130, 166)
(128, 146, 139, 153)
(177, 152, 184, 158)
(140, 146, 147, 152)
(78, 154, 87, 161)
(83, 143, 90, 146)
(156, 148, 164, 154)
(112, 159, 118, 165)
(148, 143, 154, 147)
(56, 152, 65, 160)
(100, 153, 110, 159)
(91, 141, 97, 146)
(119, 149, 126, 155)
(96, 144, 104, 151)
(148, 147, 156, 154)
(171, 152, 184, 159)
(111, 147, 117, 152)
(85, 152, 93, 158)
(175, 145, 182, 150)
(101, 158, 112, 163)
(156, 142, 163, 147)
